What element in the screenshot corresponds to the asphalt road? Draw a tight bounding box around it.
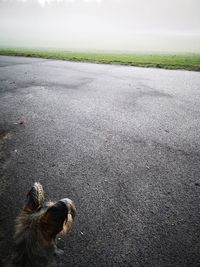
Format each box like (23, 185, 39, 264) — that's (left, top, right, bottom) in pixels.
(0, 56, 200, 267)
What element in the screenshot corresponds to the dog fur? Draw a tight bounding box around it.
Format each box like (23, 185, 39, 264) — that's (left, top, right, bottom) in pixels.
(12, 182, 76, 267)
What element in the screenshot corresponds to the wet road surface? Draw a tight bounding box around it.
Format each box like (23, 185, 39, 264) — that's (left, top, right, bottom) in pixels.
(0, 56, 200, 266)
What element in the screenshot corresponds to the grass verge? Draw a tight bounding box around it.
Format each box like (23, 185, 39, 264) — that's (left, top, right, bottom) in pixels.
(0, 48, 200, 71)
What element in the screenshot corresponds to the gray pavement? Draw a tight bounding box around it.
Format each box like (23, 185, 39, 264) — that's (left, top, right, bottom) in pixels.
(0, 55, 200, 267)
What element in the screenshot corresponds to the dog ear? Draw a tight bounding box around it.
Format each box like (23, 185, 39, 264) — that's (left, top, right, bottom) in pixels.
(23, 182, 45, 212)
(40, 198, 76, 239)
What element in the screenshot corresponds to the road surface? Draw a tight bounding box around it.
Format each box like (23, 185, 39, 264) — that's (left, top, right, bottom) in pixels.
(0, 56, 200, 266)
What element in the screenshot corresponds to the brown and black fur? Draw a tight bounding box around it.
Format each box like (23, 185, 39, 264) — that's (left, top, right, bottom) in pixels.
(12, 182, 76, 267)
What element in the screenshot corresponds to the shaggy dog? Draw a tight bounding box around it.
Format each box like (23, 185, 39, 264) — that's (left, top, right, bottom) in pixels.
(12, 182, 76, 267)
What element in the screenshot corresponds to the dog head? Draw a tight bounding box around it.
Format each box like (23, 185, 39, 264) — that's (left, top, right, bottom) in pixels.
(13, 182, 76, 267)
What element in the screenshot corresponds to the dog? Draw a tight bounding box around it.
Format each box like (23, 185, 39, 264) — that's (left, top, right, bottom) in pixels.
(12, 182, 76, 267)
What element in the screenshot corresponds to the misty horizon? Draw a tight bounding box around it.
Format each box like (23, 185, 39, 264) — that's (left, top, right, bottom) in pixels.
(0, 0, 200, 52)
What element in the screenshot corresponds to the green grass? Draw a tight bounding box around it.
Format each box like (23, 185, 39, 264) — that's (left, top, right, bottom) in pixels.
(0, 48, 200, 71)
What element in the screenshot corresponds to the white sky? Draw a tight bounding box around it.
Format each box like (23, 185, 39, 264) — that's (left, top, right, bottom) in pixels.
(0, 0, 200, 52)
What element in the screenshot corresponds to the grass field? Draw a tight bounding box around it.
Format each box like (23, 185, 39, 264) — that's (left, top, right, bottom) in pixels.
(0, 48, 200, 71)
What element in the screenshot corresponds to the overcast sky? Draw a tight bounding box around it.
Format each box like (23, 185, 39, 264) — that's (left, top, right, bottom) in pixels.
(0, 0, 200, 52)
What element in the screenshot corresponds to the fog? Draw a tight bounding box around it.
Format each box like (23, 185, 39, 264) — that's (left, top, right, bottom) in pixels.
(0, 0, 200, 52)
